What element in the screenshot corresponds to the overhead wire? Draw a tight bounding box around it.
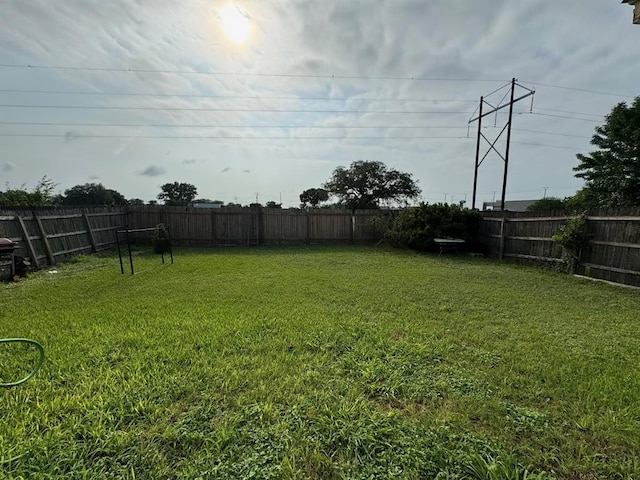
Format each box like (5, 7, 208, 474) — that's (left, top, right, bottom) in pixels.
(0, 88, 477, 103)
(0, 121, 473, 129)
(0, 133, 472, 140)
(0, 67, 601, 151)
(0, 104, 475, 114)
(521, 80, 634, 99)
(0, 63, 506, 82)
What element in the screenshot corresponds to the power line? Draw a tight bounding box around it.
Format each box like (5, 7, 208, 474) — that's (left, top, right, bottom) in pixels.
(0, 63, 506, 82)
(0, 133, 473, 140)
(0, 104, 474, 114)
(517, 112, 601, 123)
(512, 128, 590, 139)
(0, 88, 476, 103)
(0, 121, 470, 128)
(532, 107, 604, 118)
(0, 122, 590, 139)
(512, 141, 586, 151)
(521, 80, 634, 99)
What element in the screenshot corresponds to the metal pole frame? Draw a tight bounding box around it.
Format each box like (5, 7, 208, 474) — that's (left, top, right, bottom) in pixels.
(116, 229, 124, 274)
(472, 96, 483, 210)
(116, 225, 174, 275)
(468, 78, 535, 212)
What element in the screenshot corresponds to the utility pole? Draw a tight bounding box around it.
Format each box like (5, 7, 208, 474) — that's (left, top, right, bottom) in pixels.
(472, 96, 483, 210)
(469, 78, 535, 210)
(500, 78, 516, 212)
(543, 186, 548, 198)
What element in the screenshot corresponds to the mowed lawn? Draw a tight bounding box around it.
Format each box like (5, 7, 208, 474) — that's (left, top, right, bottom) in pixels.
(1, 246, 639, 479)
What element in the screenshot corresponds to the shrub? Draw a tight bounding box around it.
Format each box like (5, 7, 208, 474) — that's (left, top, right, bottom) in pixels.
(385, 203, 481, 252)
(152, 226, 171, 254)
(552, 214, 591, 273)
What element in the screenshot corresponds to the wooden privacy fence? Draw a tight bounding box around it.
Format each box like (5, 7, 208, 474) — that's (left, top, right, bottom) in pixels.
(0, 207, 126, 277)
(126, 206, 388, 246)
(479, 207, 640, 287)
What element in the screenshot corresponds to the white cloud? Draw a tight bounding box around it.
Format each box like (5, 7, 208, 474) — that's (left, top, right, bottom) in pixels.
(137, 165, 166, 177)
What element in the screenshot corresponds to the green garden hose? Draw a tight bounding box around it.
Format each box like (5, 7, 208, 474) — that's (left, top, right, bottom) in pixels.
(0, 339, 44, 465)
(0, 338, 45, 388)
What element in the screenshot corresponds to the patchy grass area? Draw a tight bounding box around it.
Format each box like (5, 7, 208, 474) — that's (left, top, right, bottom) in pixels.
(1, 246, 639, 479)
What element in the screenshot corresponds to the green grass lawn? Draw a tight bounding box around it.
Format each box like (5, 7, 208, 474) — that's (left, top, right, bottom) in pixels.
(1, 246, 639, 479)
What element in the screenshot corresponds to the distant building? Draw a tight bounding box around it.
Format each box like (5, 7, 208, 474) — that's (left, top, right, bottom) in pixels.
(191, 202, 223, 209)
(482, 200, 537, 212)
(622, 0, 640, 24)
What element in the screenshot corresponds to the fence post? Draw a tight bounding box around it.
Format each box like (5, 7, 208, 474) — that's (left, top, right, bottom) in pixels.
(83, 211, 98, 253)
(499, 214, 507, 260)
(350, 210, 355, 244)
(33, 215, 55, 265)
(15, 215, 40, 269)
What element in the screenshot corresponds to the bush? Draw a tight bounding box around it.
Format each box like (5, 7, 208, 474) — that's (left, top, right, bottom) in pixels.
(552, 214, 591, 273)
(385, 203, 481, 252)
(152, 226, 171, 254)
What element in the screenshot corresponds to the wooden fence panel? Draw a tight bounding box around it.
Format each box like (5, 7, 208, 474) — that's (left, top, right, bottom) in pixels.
(20, 216, 49, 264)
(479, 208, 640, 287)
(88, 211, 128, 249)
(262, 209, 306, 245)
(308, 210, 352, 243)
(478, 217, 502, 256)
(353, 210, 389, 243)
(0, 207, 125, 279)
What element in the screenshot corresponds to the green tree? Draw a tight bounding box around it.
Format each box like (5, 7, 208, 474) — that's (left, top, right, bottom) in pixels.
(0, 176, 57, 206)
(574, 97, 640, 207)
(157, 182, 198, 206)
(563, 188, 599, 211)
(128, 198, 145, 206)
(265, 201, 282, 208)
(526, 197, 566, 213)
(323, 161, 421, 210)
(60, 183, 127, 206)
(299, 188, 329, 208)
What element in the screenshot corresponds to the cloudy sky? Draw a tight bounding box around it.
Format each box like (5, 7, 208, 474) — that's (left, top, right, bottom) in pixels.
(0, 0, 638, 207)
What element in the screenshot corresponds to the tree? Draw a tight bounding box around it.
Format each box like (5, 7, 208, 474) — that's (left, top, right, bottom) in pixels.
(128, 198, 145, 206)
(265, 201, 282, 208)
(323, 161, 421, 210)
(0, 176, 57, 207)
(574, 97, 640, 207)
(157, 182, 198, 206)
(299, 188, 329, 208)
(526, 197, 566, 213)
(60, 183, 127, 206)
(563, 188, 599, 211)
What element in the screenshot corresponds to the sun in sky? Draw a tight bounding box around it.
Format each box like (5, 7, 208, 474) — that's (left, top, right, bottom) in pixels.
(221, 4, 252, 45)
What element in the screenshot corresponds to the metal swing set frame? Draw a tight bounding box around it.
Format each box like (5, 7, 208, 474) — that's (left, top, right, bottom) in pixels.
(115, 224, 174, 275)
